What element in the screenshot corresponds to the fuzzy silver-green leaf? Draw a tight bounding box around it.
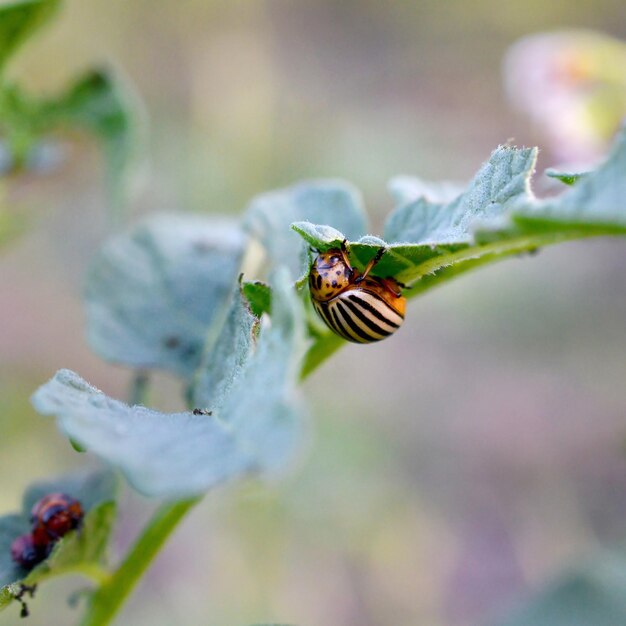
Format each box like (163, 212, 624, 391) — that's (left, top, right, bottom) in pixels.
(33, 272, 306, 498)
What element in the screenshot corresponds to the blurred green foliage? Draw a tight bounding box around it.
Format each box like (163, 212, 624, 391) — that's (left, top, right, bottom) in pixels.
(0, 0, 140, 222)
(0, 0, 60, 73)
(32, 271, 306, 499)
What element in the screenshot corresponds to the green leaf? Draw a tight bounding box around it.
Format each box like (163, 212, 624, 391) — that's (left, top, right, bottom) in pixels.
(84, 214, 246, 379)
(294, 130, 626, 292)
(290, 222, 346, 251)
(0, 0, 60, 74)
(493, 552, 626, 626)
(241, 280, 272, 318)
(293, 145, 538, 288)
(291, 220, 410, 278)
(0, 470, 117, 611)
(388, 175, 464, 205)
(0, 516, 28, 595)
(42, 69, 143, 217)
(291, 131, 626, 375)
(292, 220, 462, 286)
(299, 332, 343, 380)
(0, 84, 51, 169)
(32, 271, 307, 498)
(0, 68, 142, 220)
(385, 145, 536, 244)
(545, 168, 586, 186)
(243, 180, 368, 279)
(191, 283, 258, 411)
(513, 127, 626, 229)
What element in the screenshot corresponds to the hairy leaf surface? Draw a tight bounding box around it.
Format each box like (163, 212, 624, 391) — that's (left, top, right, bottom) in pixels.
(85, 214, 246, 378)
(545, 168, 586, 186)
(388, 175, 464, 206)
(293, 129, 626, 290)
(244, 180, 368, 279)
(291, 129, 626, 372)
(191, 282, 258, 411)
(33, 272, 306, 497)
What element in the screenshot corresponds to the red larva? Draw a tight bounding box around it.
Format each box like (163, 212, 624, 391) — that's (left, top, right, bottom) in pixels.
(10, 535, 45, 570)
(30, 493, 84, 544)
(10, 493, 84, 571)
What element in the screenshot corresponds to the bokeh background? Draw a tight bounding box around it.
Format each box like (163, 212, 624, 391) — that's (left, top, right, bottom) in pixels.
(2, 1, 626, 624)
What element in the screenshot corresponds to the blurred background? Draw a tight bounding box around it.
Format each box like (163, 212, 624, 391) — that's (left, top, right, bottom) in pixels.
(2, 1, 626, 624)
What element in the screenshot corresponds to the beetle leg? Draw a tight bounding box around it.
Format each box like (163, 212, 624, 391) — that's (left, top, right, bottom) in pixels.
(339, 239, 355, 273)
(380, 277, 404, 297)
(355, 246, 386, 283)
(340, 239, 355, 279)
(15, 584, 37, 619)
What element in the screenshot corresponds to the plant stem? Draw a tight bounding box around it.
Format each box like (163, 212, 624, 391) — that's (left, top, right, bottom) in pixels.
(70, 563, 112, 587)
(79, 498, 199, 626)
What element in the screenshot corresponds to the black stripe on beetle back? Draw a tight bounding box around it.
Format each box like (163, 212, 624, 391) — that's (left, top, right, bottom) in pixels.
(335, 301, 378, 342)
(318, 303, 338, 332)
(329, 304, 354, 341)
(313, 300, 331, 326)
(347, 293, 403, 324)
(341, 298, 393, 337)
(315, 301, 351, 341)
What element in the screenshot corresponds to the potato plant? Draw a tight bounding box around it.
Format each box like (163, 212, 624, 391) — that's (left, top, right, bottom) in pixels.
(2, 1, 626, 624)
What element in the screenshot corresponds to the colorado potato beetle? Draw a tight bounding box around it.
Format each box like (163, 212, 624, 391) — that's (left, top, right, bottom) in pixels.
(309, 240, 406, 343)
(30, 493, 83, 546)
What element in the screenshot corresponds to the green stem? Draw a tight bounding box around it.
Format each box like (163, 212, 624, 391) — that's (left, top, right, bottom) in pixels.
(70, 563, 112, 587)
(79, 355, 324, 625)
(79, 498, 199, 626)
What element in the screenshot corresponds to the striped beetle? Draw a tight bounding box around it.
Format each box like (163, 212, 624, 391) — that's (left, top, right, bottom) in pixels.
(308, 240, 406, 343)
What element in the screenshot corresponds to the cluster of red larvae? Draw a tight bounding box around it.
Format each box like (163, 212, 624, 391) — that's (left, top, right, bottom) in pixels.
(11, 493, 84, 570)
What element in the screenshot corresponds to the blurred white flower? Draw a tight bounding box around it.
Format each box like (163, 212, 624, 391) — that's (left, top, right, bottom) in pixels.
(504, 30, 626, 165)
